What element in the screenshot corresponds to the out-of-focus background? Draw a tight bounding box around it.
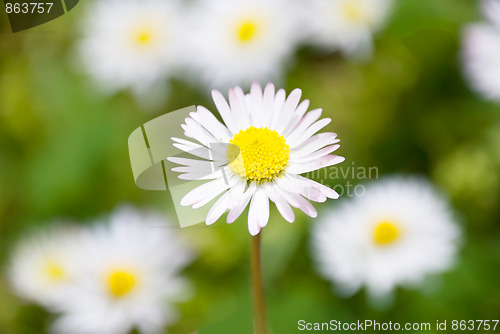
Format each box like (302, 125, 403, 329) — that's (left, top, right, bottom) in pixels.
(1, 0, 500, 333)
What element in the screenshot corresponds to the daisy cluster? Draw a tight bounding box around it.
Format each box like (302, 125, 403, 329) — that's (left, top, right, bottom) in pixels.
(76, 0, 393, 98)
(7, 206, 193, 334)
(462, 0, 500, 101)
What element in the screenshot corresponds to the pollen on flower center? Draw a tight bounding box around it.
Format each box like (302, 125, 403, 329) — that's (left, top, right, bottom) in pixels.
(108, 270, 137, 298)
(237, 21, 257, 42)
(43, 261, 66, 282)
(342, 1, 369, 23)
(373, 221, 400, 245)
(227, 126, 290, 183)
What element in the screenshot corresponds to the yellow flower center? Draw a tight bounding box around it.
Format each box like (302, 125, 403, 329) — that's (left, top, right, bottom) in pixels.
(43, 261, 66, 282)
(227, 127, 290, 183)
(342, 1, 369, 23)
(237, 21, 257, 42)
(373, 221, 400, 245)
(107, 270, 137, 298)
(134, 29, 154, 46)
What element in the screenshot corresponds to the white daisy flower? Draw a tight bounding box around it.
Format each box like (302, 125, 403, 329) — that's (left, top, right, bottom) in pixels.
(7, 225, 83, 310)
(462, 0, 500, 101)
(184, 0, 301, 90)
(168, 82, 345, 236)
(303, 0, 393, 57)
(77, 0, 184, 96)
(51, 207, 193, 334)
(311, 177, 461, 299)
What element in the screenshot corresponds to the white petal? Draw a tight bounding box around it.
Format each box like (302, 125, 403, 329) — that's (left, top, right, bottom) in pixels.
(248, 206, 261, 236)
(211, 89, 237, 133)
(283, 99, 310, 136)
(285, 109, 323, 145)
(290, 144, 340, 162)
(287, 155, 345, 174)
(172, 137, 206, 150)
(265, 183, 295, 223)
(291, 132, 338, 153)
(225, 180, 247, 208)
(274, 186, 317, 218)
(270, 89, 286, 130)
(228, 87, 250, 131)
(275, 174, 339, 201)
(167, 157, 213, 168)
(177, 170, 225, 181)
(275, 88, 302, 134)
(295, 175, 340, 199)
(172, 143, 211, 160)
(227, 183, 256, 224)
(250, 188, 270, 228)
(292, 194, 318, 217)
(191, 106, 231, 142)
(261, 83, 276, 127)
(250, 82, 265, 127)
(193, 190, 228, 209)
(184, 117, 218, 146)
(205, 191, 232, 225)
(205, 180, 247, 225)
(301, 187, 327, 203)
(181, 179, 229, 207)
(287, 118, 331, 148)
(192, 174, 239, 209)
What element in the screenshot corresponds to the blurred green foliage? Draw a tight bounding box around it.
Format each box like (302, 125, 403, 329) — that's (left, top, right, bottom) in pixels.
(1, 0, 500, 333)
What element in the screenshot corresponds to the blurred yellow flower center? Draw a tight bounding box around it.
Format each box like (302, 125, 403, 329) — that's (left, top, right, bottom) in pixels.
(227, 127, 290, 183)
(342, 1, 369, 23)
(134, 29, 153, 45)
(373, 221, 400, 245)
(237, 21, 257, 42)
(44, 261, 66, 282)
(108, 271, 137, 298)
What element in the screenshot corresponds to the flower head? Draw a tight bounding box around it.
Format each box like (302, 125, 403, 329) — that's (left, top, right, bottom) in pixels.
(462, 0, 500, 101)
(184, 0, 301, 89)
(311, 177, 461, 298)
(168, 82, 345, 235)
(77, 0, 184, 95)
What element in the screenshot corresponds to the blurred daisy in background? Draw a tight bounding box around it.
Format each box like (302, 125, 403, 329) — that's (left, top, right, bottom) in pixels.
(462, 0, 500, 101)
(184, 0, 301, 90)
(311, 177, 461, 299)
(51, 206, 194, 334)
(168, 82, 344, 236)
(303, 0, 393, 57)
(7, 225, 83, 310)
(76, 0, 185, 100)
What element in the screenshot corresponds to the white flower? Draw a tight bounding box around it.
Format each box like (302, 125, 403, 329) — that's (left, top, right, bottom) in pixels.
(462, 0, 500, 101)
(51, 207, 193, 334)
(168, 82, 345, 236)
(184, 0, 301, 90)
(77, 0, 185, 95)
(311, 177, 461, 299)
(7, 225, 83, 310)
(303, 0, 393, 57)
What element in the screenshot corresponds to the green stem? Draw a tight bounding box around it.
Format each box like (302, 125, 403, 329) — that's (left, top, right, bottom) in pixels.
(251, 232, 267, 334)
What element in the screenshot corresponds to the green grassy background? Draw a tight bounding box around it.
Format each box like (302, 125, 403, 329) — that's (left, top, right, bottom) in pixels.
(1, 0, 499, 333)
